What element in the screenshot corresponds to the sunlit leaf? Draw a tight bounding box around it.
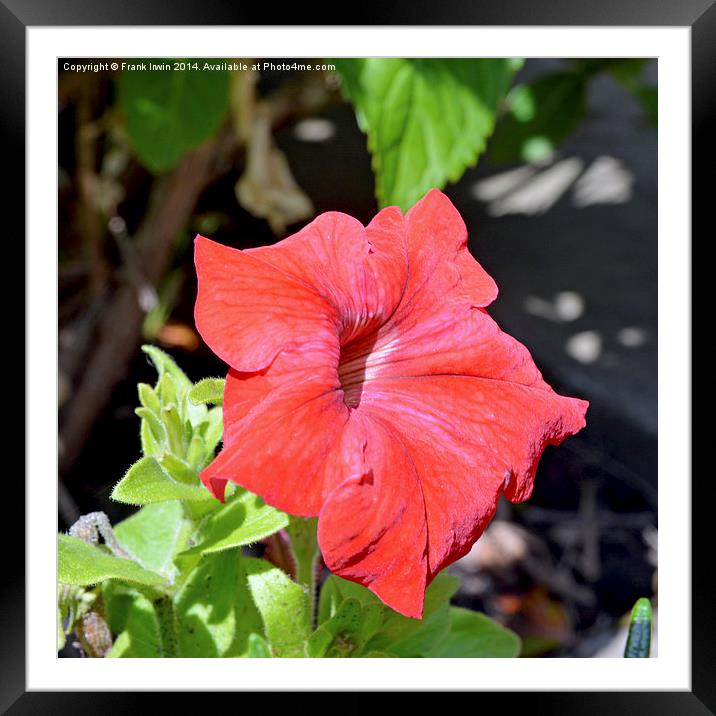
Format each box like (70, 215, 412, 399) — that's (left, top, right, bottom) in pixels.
(334, 58, 518, 209)
(174, 551, 263, 657)
(113, 501, 191, 578)
(244, 557, 310, 657)
(111, 456, 215, 505)
(425, 606, 521, 658)
(58, 534, 165, 587)
(182, 490, 289, 557)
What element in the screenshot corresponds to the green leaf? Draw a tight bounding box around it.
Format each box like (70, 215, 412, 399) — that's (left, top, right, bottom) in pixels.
(157, 372, 179, 410)
(182, 490, 289, 557)
(319, 572, 459, 657)
(245, 557, 310, 657)
(201, 406, 223, 457)
(160, 453, 199, 485)
(425, 607, 521, 657)
(189, 378, 225, 406)
(140, 417, 163, 458)
(247, 633, 272, 658)
(118, 61, 230, 173)
(186, 433, 208, 471)
(136, 407, 168, 449)
(113, 501, 190, 578)
(112, 456, 215, 505)
(141, 345, 192, 392)
(138, 383, 162, 415)
(58, 534, 166, 587)
(161, 404, 186, 455)
(490, 72, 587, 164)
(624, 597, 652, 658)
(175, 551, 263, 657)
(103, 582, 163, 657)
(334, 58, 518, 209)
(307, 597, 365, 657)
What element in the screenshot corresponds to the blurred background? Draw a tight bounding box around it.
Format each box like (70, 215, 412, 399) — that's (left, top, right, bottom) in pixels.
(58, 57, 657, 657)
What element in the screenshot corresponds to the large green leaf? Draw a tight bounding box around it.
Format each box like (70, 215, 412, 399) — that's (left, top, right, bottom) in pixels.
(118, 61, 230, 173)
(174, 551, 263, 657)
(365, 573, 460, 656)
(111, 456, 215, 505)
(244, 557, 310, 657)
(489, 71, 587, 164)
(425, 607, 521, 658)
(113, 501, 191, 578)
(182, 490, 289, 557)
(103, 582, 163, 658)
(334, 58, 518, 209)
(58, 534, 165, 587)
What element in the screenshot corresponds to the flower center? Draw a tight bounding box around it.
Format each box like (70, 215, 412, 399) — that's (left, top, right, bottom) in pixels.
(338, 333, 377, 409)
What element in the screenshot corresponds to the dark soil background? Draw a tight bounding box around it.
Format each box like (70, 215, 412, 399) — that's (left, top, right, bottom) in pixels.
(58, 59, 657, 657)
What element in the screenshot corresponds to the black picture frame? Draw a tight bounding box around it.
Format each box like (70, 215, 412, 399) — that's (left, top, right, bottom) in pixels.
(5, 0, 707, 711)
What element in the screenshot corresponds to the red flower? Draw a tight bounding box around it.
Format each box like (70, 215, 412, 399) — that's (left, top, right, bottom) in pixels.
(195, 189, 587, 618)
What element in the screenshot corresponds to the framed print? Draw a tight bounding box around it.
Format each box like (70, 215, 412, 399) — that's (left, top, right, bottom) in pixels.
(6, 0, 708, 710)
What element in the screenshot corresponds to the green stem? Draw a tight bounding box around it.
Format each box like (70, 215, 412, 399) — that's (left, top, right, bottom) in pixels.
(154, 596, 179, 657)
(286, 517, 320, 628)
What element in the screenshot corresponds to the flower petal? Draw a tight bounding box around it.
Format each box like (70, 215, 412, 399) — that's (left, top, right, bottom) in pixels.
(400, 188, 498, 311)
(248, 208, 408, 343)
(200, 372, 349, 514)
(367, 304, 552, 387)
(360, 375, 587, 578)
(317, 413, 428, 618)
(194, 235, 337, 373)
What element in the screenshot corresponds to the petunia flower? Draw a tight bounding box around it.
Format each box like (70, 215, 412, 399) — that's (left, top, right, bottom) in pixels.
(194, 189, 588, 619)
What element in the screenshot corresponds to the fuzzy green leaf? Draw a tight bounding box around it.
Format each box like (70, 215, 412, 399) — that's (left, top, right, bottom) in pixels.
(201, 407, 223, 457)
(141, 345, 192, 392)
(160, 453, 199, 485)
(58, 534, 165, 587)
(103, 582, 163, 657)
(137, 383, 162, 415)
(113, 501, 191, 578)
(244, 557, 310, 657)
(189, 378, 225, 406)
(174, 551, 263, 657)
(111, 456, 215, 505)
(183, 490, 289, 557)
(334, 58, 518, 209)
